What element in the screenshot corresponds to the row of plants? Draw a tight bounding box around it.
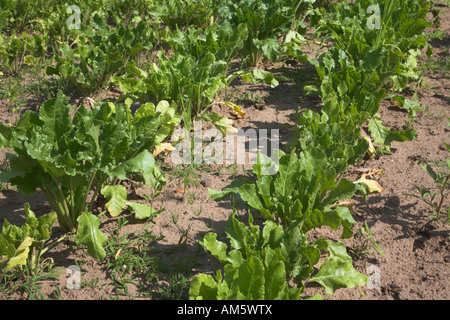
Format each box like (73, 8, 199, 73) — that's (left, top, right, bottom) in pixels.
(0, 0, 316, 297)
(188, 0, 443, 299)
(1, 0, 312, 129)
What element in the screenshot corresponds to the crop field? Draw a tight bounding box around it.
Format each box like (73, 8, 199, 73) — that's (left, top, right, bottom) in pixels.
(0, 0, 449, 301)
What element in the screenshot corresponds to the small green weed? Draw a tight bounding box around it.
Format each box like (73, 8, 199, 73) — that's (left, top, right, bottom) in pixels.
(350, 221, 386, 259)
(410, 141, 450, 223)
(102, 217, 164, 297)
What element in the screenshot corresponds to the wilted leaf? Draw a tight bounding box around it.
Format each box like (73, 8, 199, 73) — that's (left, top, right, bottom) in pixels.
(153, 143, 175, 157)
(201, 112, 238, 136)
(217, 101, 246, 119)
(354, 174, 383, 194)
(364, 136, 376, 158)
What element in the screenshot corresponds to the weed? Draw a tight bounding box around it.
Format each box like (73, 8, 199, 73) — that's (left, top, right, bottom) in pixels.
(102, 217, 164, 297)
(170, 212, 193, 245)
(171, 164, 202, 189)
(151, 273, 191, 300)
(410, 141, 450, 223)
(20, 260, 62, 300)
(350, 221, 386, 259)
(421, 46, 450, 79)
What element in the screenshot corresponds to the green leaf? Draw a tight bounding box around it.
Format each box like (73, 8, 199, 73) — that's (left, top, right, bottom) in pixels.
(39, 90, 72, 145)
(109, 150, 157, 187)
(253, 37, 280, 62)
(237, 183, 265, 211)
(235, 69, 279, 88)
(368, 115, 391, 146)
(200, 233, 228, 265)
(264, 248, 287, 300)
(323, 178, 357, 207)
(309, 240, 367, 295)
(237, 255, 265, 299)
(225, 214, 256, 251)
(101, 185, 127, 217)
(3, 237, 33, 272)
(274, 151, 299, 199)
(126, 202, 157, 220)
(76, 212, 108, 260)
(189, 273, 220, 300)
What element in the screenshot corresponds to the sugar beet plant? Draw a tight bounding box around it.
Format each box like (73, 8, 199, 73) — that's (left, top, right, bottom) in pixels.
(46, 14, 157, 98)
(288, 0, 435, 172)
(113, 21, 278, 130)
(0, 203, 57, 275)
(214, 0, 313, 66)
(193, 148, 371, 300)
(307, 0, 434, 151)
(113, 21, 248, 117)
(191, 0, 438, 299)
(209, 150, 359, 235)
(190, 213, 367, 299)
(0, 91, 179, 260)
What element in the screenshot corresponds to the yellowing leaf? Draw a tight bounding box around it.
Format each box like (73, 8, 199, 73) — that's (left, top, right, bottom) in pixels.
(330, 199, 358, 211)
(364, 136, 376, 158)
(153, 143, 175, 157)
(115, 248, 122, 260)
(101, 185, 127, 217)
(355, 174, 383, 194)
(202, 112, 238, 136)
(226, 125, 239, 134)
(5, 237, 34, 272)
(368, 168, 383, 176)
(220, 101, 246, 119)
(24, 55, 38, 66)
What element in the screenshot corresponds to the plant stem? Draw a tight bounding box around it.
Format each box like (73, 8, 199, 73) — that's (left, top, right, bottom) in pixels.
(40, 234, 68, 257)
(436, 173, 450, 218)
(87, 171, 104, 212)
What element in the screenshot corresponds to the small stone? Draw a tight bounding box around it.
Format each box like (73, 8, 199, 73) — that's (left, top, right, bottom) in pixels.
(200, 178, 211, 187)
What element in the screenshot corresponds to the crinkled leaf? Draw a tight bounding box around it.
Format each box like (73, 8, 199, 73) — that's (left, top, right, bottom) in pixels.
(309, 240, 367, 295)
(3, 237, 33, 272)
(76, 212, 108, 260)
(101, 185, 127, 217)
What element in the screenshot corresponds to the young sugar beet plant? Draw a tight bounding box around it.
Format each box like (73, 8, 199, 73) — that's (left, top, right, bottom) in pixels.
(0, 91, 180, 260)
(46, 14, 157, 98)
(209, 149, 362, 236)
(190, 213, 367, 300)
(0, 203, 57, 276)
(191, 148, 370, 299)
(307, 0, 435, 152)
(214, 0, 313, 66)
(113, 21, 278, 133)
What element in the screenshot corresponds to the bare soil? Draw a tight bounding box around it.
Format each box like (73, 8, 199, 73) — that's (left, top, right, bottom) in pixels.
(0, 5, 448, 300)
